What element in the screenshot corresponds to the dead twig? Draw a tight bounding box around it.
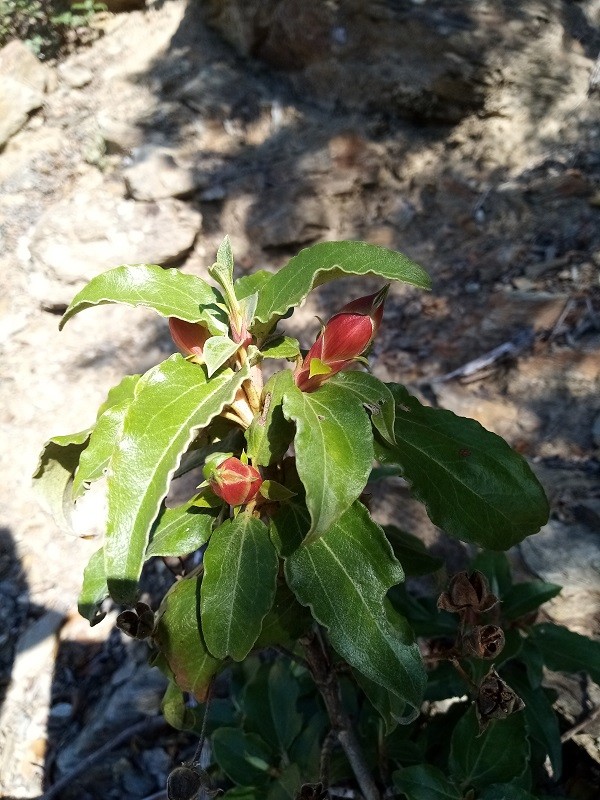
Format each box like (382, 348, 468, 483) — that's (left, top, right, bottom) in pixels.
(560, 704, 600, 743)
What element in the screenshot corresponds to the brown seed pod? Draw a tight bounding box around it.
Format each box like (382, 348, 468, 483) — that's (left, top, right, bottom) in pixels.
(296, 783, 329, 800)
(437, 571, 498, 615)
(167, 764, 213, 800)
(475, 667, 525, 732)
(463, 625, 506, 660)
(116, 601, 155, 640)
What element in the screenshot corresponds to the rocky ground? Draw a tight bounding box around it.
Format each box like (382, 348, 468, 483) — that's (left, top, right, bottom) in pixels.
(0, 1, 599, 798)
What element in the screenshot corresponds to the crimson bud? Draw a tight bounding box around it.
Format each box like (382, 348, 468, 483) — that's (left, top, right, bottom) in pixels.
(169, 318, 211, 362)
(294, 286, 388, 392)
(207, 456, 263, 506)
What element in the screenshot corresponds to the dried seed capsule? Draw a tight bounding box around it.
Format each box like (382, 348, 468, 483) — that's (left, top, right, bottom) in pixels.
(475, 666, 525, 732)
(463, 624, 506, 660)
(167, 764, 211, 800)
(437, 570, 498, 614)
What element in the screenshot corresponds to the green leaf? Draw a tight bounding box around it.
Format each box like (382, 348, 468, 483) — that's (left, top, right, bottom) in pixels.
(480, 785, 539, 800)
(506, 671, 562, 778)
(501, 581, 562, 621)
(204, 335, 241, 377)
(329, 370, 396, 445)
(234, 269, 273, 300)
(470, 551, 513, 598)
(212, 728, 274, 787)
(531, 623, 600, 684)
(260, 336, 301, 360)
(154, 574, 224, 701)
(105, 355, 250, 603)
(252, 241, 431, 335)
(285, 502, 426, 713)
(254, 581, 312, 651)
(246, 371, 295, 467)
(201, 515, 279, 661)
(383, 526, 443, 576)
(267, 765, 302, 800)
(216, 235, 235, 277)
(449, 707, 529, 791)
(375, 385, 550, 549)
(33, 429, 91, 530)
(281, 372, 374, 542)
(268, 660, 303, 751)
(393, 765, 462, 800)
(354, 669, 408, 734)
(146, 500, 215, 558)
(59, 264, 227, 334)
(77, 546, 109, 625)
(73, 375, 141, 498)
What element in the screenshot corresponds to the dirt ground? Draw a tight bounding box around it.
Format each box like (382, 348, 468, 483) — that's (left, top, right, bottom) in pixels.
(0, 1, 599, 798)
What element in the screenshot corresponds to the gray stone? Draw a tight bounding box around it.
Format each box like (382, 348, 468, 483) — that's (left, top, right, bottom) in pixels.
(0, 41, 51, 147)
(27, 183, 201, 300)
(123, 146, 200, 200)
(519, 518, 600, 588)
(593, 411, 600, 448)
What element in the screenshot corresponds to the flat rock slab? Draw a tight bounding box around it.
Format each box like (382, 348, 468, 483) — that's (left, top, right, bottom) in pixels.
(28, 183, 202, 302)
(0, 40, 52, 148)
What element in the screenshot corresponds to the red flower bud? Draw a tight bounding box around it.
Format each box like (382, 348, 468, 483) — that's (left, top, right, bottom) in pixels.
(169, 318, 211, 362)
(294, 286, 388, 392)
(208, 457, 262, 506)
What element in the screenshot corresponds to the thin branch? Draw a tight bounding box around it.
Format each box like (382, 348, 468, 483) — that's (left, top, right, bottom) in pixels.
(319, 728, 337, 789)
(560, 704, 600, 743)
(39, 716, 168, 800)
(301, 633, 381, 800)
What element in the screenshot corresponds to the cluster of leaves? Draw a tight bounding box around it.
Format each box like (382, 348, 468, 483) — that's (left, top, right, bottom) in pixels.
(0, 0, 105, 59)
(33, 239, 598, 799)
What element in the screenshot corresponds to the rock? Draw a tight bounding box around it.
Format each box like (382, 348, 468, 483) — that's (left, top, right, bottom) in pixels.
(200, 0, 595, 124)
(0, 41, 51, 147)
(519, 518, 600, 589)
(593, 411, 600, 448)
(27, 182, 201, 302)
(123, 145, 201, 200)
(58, 62, 93, 89)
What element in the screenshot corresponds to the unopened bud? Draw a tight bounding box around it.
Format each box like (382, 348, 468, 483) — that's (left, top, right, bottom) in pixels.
(169, 318, 211, 362)
(294, 286, 388, 392)
(207, 456, 262, 506)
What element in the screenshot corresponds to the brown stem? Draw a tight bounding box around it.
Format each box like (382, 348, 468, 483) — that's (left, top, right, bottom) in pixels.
(301, 633, 381, 800)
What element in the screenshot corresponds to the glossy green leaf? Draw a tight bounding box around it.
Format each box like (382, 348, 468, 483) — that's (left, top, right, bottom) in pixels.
(241, 663, 280, 750)
(252, 240, 431, 334)
(383, 526, 443, 576)
(354, 669, 408, 734)
(281, 372, 374, 542)
(201, 515, 279, 661)
(154, 574, 223, 701)
(285, 502, 426, 713)
(204, 335, 241, 377)
(73, 375, 140, 499)
(449, 707, 529, 791)
(531, 623, 600, 684)
(260, 336, 301, 360)
(393, 765, 462, 800)
(329, 370, 396, 445)
(253, 581, 312, 651)
(501, 581, 562, 621)
(59, 264, 227, 334)
(105, 355, 250, 602)
(78, 546, 108, 625)
(146, 500, 215, 558)
(33, 428, 91, 530)
(212, 728, 274, 787)
(267, 765, 302, 800)
(246, 371, 295, 467)
(234, 269, 273, 300)
(268, 660, 303, 751)
(375, 384, 550, 549)
(470, 550, 513, 597)
(389, 585, 458, 639)
(506, 671, 562, 778)
(480, 785, 539, 800)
